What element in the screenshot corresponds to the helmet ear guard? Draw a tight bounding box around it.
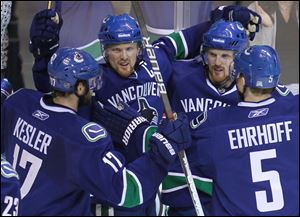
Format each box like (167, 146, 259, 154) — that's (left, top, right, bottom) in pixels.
(199, 44, 208, 66)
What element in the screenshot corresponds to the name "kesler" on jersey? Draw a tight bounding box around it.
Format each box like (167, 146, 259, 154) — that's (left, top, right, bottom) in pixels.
(13, 117, 52, 155)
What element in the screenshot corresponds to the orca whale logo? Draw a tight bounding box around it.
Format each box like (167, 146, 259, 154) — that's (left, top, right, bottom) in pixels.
(137, 97, 158, 125)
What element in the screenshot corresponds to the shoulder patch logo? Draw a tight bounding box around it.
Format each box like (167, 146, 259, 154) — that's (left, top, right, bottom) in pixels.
(190, 111, 207, 129)
(248, 108, 269, 118)
(32, 110, 49, 121)
(1, 160, 19, 179)
(82, 122, 107, 142)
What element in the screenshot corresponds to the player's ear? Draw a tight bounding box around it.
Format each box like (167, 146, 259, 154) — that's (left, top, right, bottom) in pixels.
(236, 73, 245, 90)
(75, 81, 87, 96)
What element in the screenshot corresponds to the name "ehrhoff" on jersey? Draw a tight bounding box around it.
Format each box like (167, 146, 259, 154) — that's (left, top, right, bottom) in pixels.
(228, 121, 292, 150)
(13, 117, 52, 155)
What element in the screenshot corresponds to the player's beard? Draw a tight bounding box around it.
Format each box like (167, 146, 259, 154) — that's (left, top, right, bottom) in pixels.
(78, 93, 92, 107)
(115, 63, 135, 77)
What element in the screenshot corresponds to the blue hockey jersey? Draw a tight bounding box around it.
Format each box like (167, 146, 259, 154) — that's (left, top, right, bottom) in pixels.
(169, 96, 299, 215)
(1, 89, 176, 215)
(1, 155, 21, 216)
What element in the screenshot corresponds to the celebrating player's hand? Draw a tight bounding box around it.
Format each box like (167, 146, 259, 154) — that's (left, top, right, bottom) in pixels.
(29, 9, 63, 59)
(210, 5, 261, 41)
(149, 113, 192, 166)
(92, 101, 150, 146)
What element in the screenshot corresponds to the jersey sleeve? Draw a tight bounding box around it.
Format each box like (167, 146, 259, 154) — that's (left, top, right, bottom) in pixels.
(32, 57, 52, 93)
(71, 125, 170, 208)
(154, 21, 212, 60)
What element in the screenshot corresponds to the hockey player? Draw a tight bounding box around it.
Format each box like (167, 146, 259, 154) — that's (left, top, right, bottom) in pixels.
(168, 19, 248, 121)
(184, 45, 298, 215)
(28, 6, 262, 215)
(1, 48, 192, 215)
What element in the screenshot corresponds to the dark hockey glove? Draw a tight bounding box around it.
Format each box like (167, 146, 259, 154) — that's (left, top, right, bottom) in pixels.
(149, 113, 192, 167)
(92, 101, 150, 146)
(29, 9, 63, 59)
(210, 5, 261, 41)
(1, 78, 13, 105)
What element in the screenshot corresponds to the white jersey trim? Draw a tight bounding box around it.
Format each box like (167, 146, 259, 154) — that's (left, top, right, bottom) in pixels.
(238, 98, 276, 107)
(118, 169, 127, 206)
(206, 78, 237, 96)
(179, 31, 188, 58)
(166, 36, 178, 56)
(146, 25, 174, 35)
(40, 97, 76, 114)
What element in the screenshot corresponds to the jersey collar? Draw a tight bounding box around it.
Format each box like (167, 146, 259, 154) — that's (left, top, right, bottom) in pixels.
(206, 78, 237, 96)
(238, 98, 276, 107)
(40, 95, 76, 114)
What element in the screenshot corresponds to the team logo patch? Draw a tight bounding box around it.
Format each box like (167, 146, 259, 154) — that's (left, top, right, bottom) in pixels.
(82, 123, 107, 142)
(190, 111, 207, 129)
(248, 108, 269, 118)
(1, 161, 19, 179)
(32, 110, 49, 121)
(74, 52, 84, 63)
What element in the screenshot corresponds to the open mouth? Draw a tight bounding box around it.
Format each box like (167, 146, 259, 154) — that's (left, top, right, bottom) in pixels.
(119, 62, 129, 67)
(214, 67, 224, 74)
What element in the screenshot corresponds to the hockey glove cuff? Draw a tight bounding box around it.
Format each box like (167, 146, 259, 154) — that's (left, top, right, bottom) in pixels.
(149, 113, 192, 167)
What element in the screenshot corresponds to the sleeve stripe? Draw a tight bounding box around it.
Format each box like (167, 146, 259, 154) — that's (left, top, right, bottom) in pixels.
(127, 170, 143, 204)
(142, 126, 158, 153)
(118, 169, 127, 206)
(166, 35, 178, 55)
(179, 31, 189, 58)
(166, 31, 189, 59)
(120, 169, 143, 208)
(161, 172, 213, 195)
